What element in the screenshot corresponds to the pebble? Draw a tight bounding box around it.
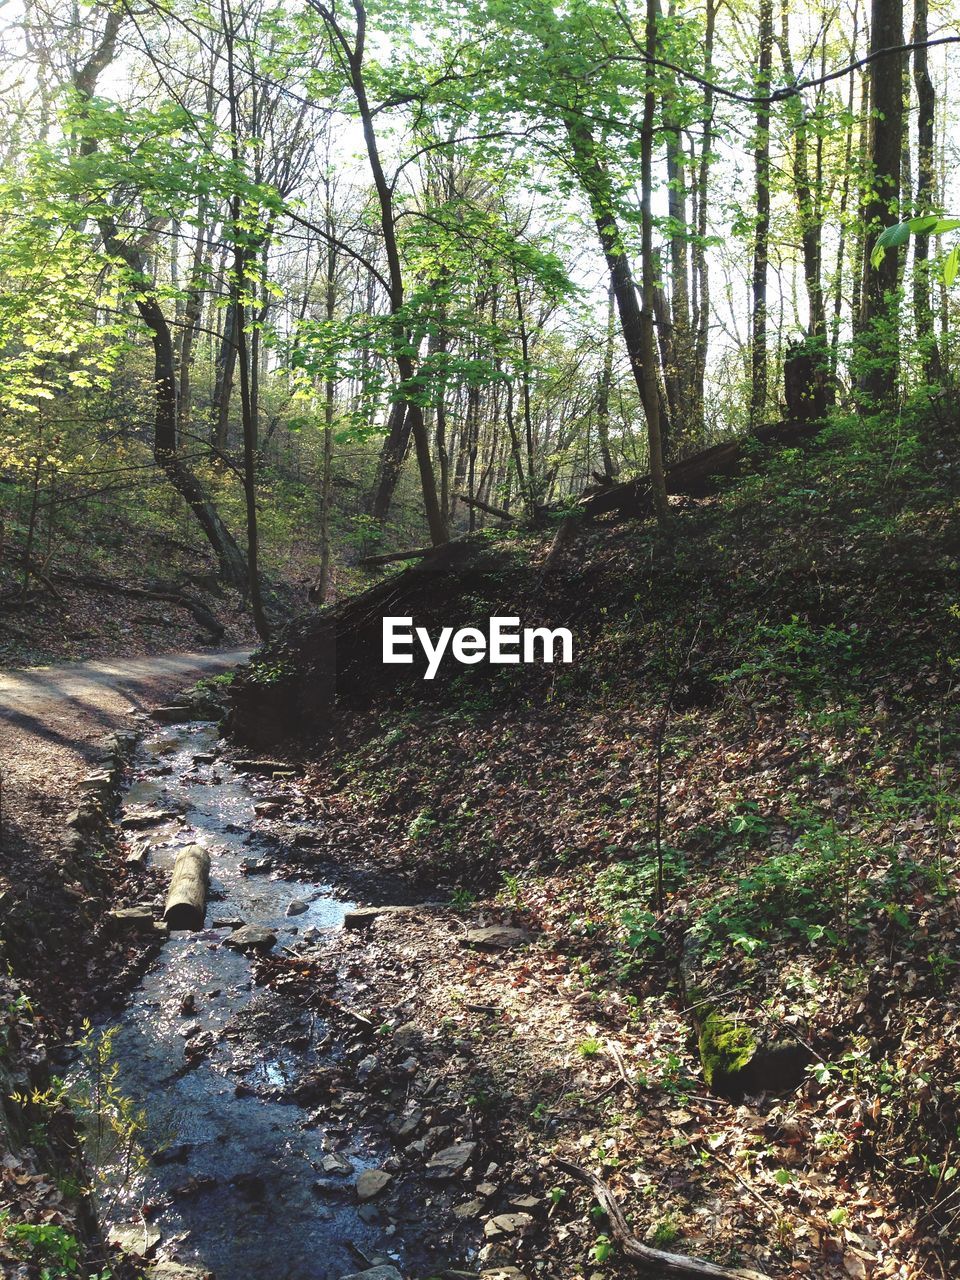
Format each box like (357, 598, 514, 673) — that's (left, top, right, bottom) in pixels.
(224, 925, 277, 951)
(337, 1268, 403, 1280)
(355, 1168, 393, 1200)
(426, 1141, 478, 1178)
(483, 1212, 534, 1240)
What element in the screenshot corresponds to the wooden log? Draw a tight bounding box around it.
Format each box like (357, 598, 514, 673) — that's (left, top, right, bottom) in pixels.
(163, 844, 211, 930)
(453, 492, 514, 522)
(542, 514, 584, 574)
(577, 419, 820, 518)
(357, 546, 434, 568)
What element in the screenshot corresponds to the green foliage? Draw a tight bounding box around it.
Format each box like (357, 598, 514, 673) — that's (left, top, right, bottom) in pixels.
(0, 1216, 85, 1279)
(407, 809, 438, 842)
(872, 216, 960, 285)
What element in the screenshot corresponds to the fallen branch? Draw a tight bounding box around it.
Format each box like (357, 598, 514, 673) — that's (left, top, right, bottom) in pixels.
(554, 1158, 770, 1279)
(453, 491, 514, 522)
(357, 546, 434, 568)
(578, 419, 820, 519)
(541, 514, 585, 575)
(605, 1040, 639, 1096)
(49, 571, 226, 639)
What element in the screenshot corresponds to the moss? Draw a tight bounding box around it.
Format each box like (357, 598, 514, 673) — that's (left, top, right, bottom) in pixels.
(698, 1011, 757, 1089)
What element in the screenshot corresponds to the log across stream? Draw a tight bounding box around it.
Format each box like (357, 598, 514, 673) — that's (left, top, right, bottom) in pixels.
(78, 722, 437, 1280)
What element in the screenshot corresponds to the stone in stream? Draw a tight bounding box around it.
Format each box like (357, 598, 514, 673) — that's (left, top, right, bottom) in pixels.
(232, 758, 292, 774)
(147, 1263, 210, 1280)
(337, 1269, 403, 1280)
(389, 1109, 423, 1143)
(107, 906, 156, 932)
(321, 1151, 354, 1175)
(107, 1222, 161, 1257)
(149, 705, 195, 724)
(78, 771, 116, 800)
(122, 809, 179, 831)
(453, 1198, 485, 1219)
(426, 1141, 477, 1178)
(285, 898, 309, 916)
(125, 840, 150, 868)
(224, 924, 277, 951)
(240, 857, 272, 875)
(355, 1168, 392, 1200)
(483, 1213, 535, 1240)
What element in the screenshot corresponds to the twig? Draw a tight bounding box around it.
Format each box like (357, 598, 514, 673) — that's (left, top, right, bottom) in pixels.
(695, 1147, 774, 1221)
(606, 1039, 639, 1096)
(554, 1158, 770, 1279)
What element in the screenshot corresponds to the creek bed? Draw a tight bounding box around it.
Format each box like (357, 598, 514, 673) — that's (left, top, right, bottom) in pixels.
(86, 721, 416, 1280)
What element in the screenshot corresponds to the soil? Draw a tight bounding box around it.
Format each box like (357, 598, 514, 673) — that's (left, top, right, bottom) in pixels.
(0, 647, 252, 1014)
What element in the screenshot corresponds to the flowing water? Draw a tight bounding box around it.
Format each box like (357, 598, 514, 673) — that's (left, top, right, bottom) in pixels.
(87, 721, 420, 1280)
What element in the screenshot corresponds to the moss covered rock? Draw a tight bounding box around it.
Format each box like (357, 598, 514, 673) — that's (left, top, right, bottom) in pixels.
(698, 1011, 758, 1093)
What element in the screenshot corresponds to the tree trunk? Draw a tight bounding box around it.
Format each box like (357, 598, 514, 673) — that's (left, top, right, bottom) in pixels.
(776, 7, 826, 342)
(750, 0, 773, 429)
(324, 0, 445, 543)
(639, 0, 669, 524)
(596, 280, 618, 478)
(563, 113, 668, 507)
(911, 0, 942, 382)
(213, 300, 238, 452)
(164, 845, 211, 931)
(690, 0, 717, 436)
(857, 0, 904, 406)
(71, 11, 248, 591)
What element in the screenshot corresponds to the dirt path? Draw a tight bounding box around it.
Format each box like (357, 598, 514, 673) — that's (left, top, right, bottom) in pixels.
(0, 647, 252, 950)
(0, 647, 252, 749)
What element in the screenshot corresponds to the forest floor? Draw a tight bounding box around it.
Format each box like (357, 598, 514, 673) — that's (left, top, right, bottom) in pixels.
(224, 400, 960, 1280)
(3, 402, 959, 1280)
(0, 576, 256, 670)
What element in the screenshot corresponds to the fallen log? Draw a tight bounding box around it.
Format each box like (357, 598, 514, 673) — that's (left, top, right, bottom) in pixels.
(578, 419, 820, 519)
(163, 844, 211, 930)
(52, 572, 226, 640)
(541, 513, 585, 575)
(453, 492, 515, 522)
(554, 1158, 769, 1279)
(357, 546, 434, 568)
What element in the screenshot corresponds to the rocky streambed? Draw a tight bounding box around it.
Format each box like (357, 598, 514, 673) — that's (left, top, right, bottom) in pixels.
(81, 721, 505, 1280)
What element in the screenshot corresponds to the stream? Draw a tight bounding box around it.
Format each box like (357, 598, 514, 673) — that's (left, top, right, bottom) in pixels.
(85, 720, 427, 1280)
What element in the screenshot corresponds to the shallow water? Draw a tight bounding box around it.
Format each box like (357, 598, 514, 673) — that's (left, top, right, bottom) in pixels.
(91, 722, 409, 1280)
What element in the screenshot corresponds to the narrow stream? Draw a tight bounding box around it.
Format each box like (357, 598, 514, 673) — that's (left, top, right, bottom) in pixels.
(88, 721, 414, 1280)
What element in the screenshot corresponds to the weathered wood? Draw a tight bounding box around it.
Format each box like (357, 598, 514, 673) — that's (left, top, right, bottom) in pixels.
(453, 492, 514, 522)
(577, 418, 820, 518)
(357, 546, 434, 568)
(49, 571, 226, 639)
(555, 1158, 769, 1279)
(163, 844, 211, 930)
(542, 514, 584, 574)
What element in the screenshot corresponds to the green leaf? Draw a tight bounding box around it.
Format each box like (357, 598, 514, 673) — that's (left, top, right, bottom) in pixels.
(943, 244, 960, 287)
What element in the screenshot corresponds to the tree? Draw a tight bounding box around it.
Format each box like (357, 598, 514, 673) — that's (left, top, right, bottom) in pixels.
(856, 0, 905, 406)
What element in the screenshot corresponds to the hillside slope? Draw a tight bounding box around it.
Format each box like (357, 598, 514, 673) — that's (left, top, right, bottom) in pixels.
(228, 402, 960, 1278)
